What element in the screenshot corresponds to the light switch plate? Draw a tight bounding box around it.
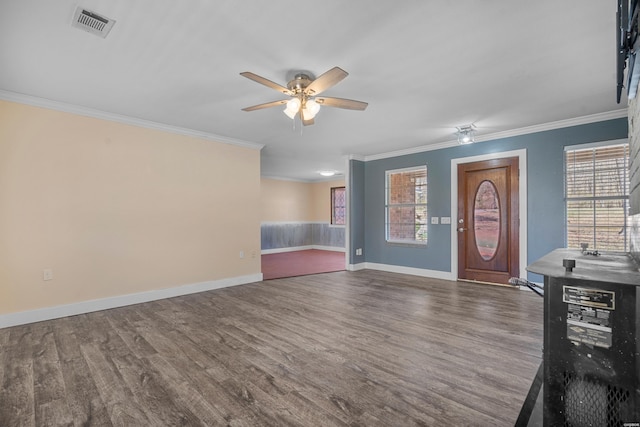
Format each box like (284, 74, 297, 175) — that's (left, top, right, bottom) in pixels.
(440, 217, 451, 224)
(431, 217, 439, 224)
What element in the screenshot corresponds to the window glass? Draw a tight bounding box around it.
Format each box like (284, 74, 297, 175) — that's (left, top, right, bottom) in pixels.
(331, 187, 346, 225)
(385, 166, 428, 244)
(565, 143, 629, 251)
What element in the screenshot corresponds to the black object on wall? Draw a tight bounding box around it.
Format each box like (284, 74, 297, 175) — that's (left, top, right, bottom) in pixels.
(617, 0, 640, 103)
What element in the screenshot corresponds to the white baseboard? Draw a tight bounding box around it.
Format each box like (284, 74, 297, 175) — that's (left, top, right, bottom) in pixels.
(313, 245, 346, 253)
(0, 273, 263, 329)
(364, 262, 455, 281)
(348, 263, 367, 271)
(261, 245, 346, 255)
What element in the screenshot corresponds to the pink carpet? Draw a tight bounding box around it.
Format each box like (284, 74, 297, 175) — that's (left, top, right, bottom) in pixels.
(262, 249, 346, 280)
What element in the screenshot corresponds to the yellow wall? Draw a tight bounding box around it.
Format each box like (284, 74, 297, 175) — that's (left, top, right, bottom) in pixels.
(261, 178, 344, 222)
(310, 179, 346, 222)
(0, 100, 261, 315)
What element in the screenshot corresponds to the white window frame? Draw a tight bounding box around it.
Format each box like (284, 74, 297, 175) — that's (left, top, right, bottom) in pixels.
(385, 165, 428, 246)
(564, 139, 629, 252)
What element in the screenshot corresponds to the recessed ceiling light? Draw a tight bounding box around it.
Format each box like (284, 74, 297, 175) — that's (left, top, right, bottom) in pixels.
(319, 170, 336, 177)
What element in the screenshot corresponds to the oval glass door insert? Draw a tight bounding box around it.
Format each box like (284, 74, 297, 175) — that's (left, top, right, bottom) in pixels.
(474, 180, 500, 260)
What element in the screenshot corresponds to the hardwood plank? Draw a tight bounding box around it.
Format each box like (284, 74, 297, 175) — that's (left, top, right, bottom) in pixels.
(144, 354, 233, 425)
(0, 325, 35, 427)
(31, 322, 74, 426)
(105, 309, 158, 358)
(132, 315, 254, 423)
(52, 316, 113, 427)
(0, 270, 544, 426)
(0, 328, 10, 394)
(80, 343, 153, 425)
(109, 352, 203, 425)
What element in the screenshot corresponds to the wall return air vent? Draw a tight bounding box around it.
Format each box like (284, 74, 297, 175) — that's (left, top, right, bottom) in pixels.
(71, 7, 115, 38)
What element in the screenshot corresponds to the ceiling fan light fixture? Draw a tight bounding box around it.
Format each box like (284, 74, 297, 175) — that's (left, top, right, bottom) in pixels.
(301, 108, 314, 120)
(456, 124, 476, 145)
(306, 99, 320, 116)
(284, 98, 301, 119)
(284, 107, 297, 119)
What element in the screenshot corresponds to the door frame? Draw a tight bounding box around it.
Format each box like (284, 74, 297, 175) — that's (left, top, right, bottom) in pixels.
(450, 149, 528, 281)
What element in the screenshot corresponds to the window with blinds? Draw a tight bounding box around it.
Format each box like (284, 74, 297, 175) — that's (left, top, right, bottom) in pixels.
(385, 166, 428, 244)
(331, 187, 346, 225)
(565, 142, 629, 251)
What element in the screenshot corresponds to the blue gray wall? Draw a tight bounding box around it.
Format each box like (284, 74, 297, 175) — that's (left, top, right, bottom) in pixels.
(352, 118, 628, 281)
(349, 159, 366, 265)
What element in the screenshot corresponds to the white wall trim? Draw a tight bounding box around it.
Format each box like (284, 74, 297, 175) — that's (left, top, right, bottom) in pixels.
(261, 175, 316, 183)
(364, 263, 456, 281)
(364, 109, 627, 162)
(564, 138, 629, 151)
(347, 263, 367, 271)
(450, 149, 528, 281)
(0, 90, 264, 151)
(261, 245, 345, 255)
(261, 221, 330, 225)
(261, 174, 346, 183)
(0, 273, 263, 329)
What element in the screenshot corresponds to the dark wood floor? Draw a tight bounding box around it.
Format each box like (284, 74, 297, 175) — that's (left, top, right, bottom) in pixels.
(0, 270, 543, 426)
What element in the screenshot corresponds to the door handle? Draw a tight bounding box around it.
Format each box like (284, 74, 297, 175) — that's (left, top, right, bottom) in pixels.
(458, 227, 468, 232)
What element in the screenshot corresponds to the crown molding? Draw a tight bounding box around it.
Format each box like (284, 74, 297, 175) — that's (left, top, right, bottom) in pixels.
(260, 175, 314, 183)
(363, 109, 628, 162)
(0, 90, 264, 151)
(261, 173, 345, 183)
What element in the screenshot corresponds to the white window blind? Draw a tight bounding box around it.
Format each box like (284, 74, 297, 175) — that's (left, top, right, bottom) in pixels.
(565, 143, 629, 251)
(385, 166, 427, 244)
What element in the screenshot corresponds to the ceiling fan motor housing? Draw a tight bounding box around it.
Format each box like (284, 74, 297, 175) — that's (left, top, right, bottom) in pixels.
(287, 74, 313, 94)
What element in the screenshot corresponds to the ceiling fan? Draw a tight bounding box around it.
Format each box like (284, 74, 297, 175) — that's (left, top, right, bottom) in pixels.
(240, 67, 368, 126)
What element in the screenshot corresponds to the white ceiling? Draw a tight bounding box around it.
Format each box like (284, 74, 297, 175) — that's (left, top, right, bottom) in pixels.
(0, 1, 627, 181)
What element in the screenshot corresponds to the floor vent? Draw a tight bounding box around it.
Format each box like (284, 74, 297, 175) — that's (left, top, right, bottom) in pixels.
(71, 7, 115, 38)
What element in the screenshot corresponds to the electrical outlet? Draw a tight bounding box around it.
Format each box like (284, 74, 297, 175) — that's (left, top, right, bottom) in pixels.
(251, 250, 257, 258)
(356, 248, 363, 256)
(43, 269, 53, 281)
(239, 251, 244, 259)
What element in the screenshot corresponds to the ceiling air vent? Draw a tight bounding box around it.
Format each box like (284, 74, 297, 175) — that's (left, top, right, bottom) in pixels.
(71, 7, 115, 38)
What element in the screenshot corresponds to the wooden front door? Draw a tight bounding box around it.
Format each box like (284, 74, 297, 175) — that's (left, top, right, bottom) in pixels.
(457, 157, 519, 285)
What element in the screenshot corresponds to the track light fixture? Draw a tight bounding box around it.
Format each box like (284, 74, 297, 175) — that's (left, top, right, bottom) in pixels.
(456, 124, 476, 145)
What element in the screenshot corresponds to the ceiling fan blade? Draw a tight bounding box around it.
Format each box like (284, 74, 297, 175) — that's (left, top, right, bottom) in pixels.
(241, 99, 288, 112)
(240, 72, 292, 95)
(305, 67, 348, 95)
(315, 97, 368, 111)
